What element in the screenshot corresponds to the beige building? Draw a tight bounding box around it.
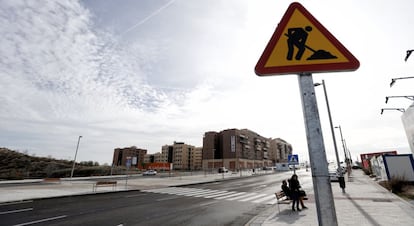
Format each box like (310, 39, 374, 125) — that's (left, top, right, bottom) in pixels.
(144, 152, 163, 163)
(157, 142, 201, 170)
(202, 129, 288, 171)
(191, 147, 203, 170)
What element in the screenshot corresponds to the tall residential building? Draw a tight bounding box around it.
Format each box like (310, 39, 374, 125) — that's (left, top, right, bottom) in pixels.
(269, 138, 292, 163)
(160, 142, 201, 170)
(191, 147, 203, 170)
(112, 146, 147, 167)
(202, 129, 285, 170)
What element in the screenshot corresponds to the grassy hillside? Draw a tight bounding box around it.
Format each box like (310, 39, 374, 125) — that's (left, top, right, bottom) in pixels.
(0, 147, 116, 180)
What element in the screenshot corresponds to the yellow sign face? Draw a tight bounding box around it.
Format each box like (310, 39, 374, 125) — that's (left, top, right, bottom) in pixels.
(255, 2, 359, 76)
(265, 9, 348, 67)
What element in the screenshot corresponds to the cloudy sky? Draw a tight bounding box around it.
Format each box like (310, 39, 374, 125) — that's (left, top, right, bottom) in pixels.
(1, 0, 413, 165)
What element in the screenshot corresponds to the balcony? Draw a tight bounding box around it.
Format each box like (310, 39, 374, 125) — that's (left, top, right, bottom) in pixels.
(240, 139, 249, 144)
(239, 134, 248, 139)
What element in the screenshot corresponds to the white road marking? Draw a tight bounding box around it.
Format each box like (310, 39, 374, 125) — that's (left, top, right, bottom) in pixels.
(239, 194, 267, 202)
(0, 200, 33, 206)
(0, 208, 33, 215)
(214, 192, 246, 200)
(226, 192, 258, 201)
(252, 195, 276, 203)
(13, 215, 67, 226)
(143, 187, 276, 204)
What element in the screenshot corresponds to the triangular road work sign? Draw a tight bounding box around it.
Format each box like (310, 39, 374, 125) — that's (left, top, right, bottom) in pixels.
(255, 2, 359, 76)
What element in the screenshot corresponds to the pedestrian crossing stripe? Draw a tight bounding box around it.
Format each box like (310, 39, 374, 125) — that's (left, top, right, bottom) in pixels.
(142, 187, 277, 205)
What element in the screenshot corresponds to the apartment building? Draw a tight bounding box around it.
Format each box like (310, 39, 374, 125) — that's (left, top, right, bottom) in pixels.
(112, 146, 147, 167)
(191, 147, 203, 170)
(202, 129, 286, 171)
(158, 142, 201, 170)
(269, 138, 292, 163)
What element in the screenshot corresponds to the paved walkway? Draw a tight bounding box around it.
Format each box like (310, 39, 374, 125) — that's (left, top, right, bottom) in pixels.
(247, 170, 414, 226)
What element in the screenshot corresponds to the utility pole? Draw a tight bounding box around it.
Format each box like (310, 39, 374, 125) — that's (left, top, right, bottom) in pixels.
(299, 73, 338, 225)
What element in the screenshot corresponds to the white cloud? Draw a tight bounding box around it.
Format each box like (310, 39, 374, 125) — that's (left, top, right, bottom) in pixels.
(1, 0, 413, 164)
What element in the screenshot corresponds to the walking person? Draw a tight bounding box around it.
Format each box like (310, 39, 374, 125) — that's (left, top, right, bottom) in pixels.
(289, 174, 307, 211)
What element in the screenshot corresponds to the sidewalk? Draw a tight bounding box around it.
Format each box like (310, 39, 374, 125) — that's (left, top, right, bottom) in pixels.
(247, 170, 414, 226)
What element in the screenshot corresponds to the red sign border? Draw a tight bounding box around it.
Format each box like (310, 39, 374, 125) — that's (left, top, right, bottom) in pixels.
(255, 2, 360, 76)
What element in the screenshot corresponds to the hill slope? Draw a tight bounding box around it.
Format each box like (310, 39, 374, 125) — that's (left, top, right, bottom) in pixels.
(0, 148, 111, 180)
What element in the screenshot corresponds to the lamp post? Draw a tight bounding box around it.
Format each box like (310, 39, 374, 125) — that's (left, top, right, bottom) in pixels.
(380, 108, 405, 114)
(390, 76, 414, 87)
(314, 80, 345, 192)
(212, 148, 215, 174)
(385, 96, 414, 104)
(334, 125, 351, 182)
(222, 150, 225, 179)
(70, 136, 82, 180)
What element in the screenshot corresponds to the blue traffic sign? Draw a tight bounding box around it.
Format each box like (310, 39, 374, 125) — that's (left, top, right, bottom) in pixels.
(288, 154, 299, 165)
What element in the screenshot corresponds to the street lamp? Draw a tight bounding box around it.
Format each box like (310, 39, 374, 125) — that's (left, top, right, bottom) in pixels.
(334, 125, 350, 182)
(380, 108, 405, 114)
(314, 80, 345, 192)
(70, 136, 82, 180)
(390, 76, 414, 87)
(385, 96, 414, 104)
(405, 49, 414, 62)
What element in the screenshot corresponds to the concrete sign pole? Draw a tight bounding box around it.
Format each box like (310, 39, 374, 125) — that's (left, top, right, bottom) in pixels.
(298, 73, 338, 226)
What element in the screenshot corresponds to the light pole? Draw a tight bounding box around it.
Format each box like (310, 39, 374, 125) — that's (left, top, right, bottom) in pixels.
(335, 125, 351, 182)
(222, 149, 224, 179)
(212, 148, 215, 174)
(314, 80, 345, 192)
(385, 96, 414, 103)
(380, 108, 405, 114)
(70, 135, 82, 180)
(390, 76, 414, 87)
(404, 50, 414, 62)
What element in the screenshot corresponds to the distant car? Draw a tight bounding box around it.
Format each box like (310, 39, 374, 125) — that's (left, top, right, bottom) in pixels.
(218, 167, 228, 173)
(143, 170, 157, 176)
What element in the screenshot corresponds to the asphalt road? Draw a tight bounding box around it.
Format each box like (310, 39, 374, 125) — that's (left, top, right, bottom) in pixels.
(1, 171, 307, 226)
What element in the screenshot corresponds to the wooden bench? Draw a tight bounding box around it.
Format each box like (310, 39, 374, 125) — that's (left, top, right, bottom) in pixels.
(275, 190, 292, 213)
(43, 178, 61, 183)
(93, 181, 117, 192)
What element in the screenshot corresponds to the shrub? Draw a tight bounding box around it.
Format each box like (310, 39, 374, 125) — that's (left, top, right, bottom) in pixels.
(388, 176, 407, 194)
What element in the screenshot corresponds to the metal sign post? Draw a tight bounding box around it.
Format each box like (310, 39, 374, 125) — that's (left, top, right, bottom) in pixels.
(298, 73, 337, 226)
